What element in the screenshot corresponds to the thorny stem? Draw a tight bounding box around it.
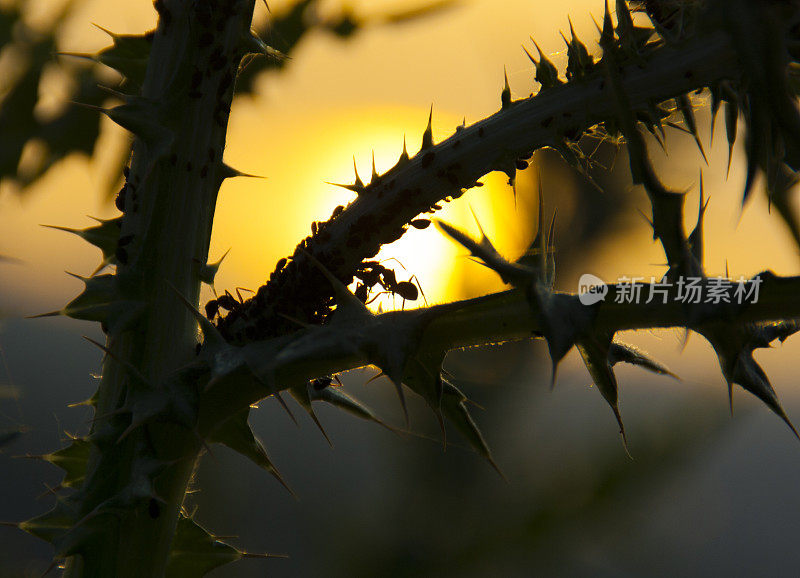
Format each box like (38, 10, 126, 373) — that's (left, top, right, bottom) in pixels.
(64, 1, 256, 576)
(217, 28, 741, 345)
(200, 275, 800, 431)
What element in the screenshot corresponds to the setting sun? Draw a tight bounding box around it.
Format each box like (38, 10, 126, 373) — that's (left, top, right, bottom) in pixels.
(209, 103, 522, 308)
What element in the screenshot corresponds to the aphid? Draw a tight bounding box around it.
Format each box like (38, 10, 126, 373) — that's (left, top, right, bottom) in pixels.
(331, 205, 345, 219)
(115, 183, 127, 212)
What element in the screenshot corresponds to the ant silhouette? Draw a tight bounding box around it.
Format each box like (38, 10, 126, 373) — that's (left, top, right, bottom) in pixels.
(204, 287, 254, 320)
(352, 257, 426, 307)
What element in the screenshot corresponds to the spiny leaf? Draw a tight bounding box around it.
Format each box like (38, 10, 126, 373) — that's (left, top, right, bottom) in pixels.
(41, 437, 92, 489)
(198, 249, 230, 286)
(564, 18, 593, 80)
(576, 332, 628, 450)
(615, 0, 635, 40)
(217, 162, 266, 183)
(741, 103, 767, 206)
(435, 219, 524, 286)
(700, 319, 799, 438)
(18, 497, 79, 545)
(709, 83, 722, 145)
(369, 310, 445, 425)
(289, 382, 332, 446)
(240, 29, 287, 61)
(89, 26, 153, 86)
(725, 98, 738, 177)
(608, 342, 678, 379)
(440, 379, 502, 476)
(398, 135, 410, 165)
(421, 105, 434, 150)
(208, 408, 294, 496)
(501, 67, 512, 108)
(327, 156, 366, 194)
(676, 94, 707, 164)
(370, 151, 380, 183)
(530, 39, 561, 89)
(165, 516, 244, 577)
(600, 0, 615, 48)
(687, 171, 709, 267)
(41, 217, 122, 266)
(516, 180, 557, 286)
(437, 216, 592, 384)
(533, 288, 597, 386)
(309, 384, 392, 431)
(29, 273, 146, 334)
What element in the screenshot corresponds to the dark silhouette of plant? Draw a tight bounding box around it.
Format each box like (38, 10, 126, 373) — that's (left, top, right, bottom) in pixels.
(2, 0, 800, 575)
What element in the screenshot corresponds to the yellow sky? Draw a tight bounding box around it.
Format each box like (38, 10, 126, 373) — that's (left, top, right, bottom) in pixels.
(1, 0, 798, 318)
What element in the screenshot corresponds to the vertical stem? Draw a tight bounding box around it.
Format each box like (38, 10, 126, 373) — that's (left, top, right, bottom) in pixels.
(64, 1, 256, 576)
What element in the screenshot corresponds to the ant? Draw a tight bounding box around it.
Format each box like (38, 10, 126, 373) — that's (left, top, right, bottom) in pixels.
(204, 287, 254, 320)
(352, 258, 425, 306)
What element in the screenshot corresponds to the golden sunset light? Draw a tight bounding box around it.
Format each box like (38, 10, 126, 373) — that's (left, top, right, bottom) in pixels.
(3, 2, 800, 577)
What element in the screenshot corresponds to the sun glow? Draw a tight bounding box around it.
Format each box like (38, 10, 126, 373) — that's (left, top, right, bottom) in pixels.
(209, 103, 521, 309)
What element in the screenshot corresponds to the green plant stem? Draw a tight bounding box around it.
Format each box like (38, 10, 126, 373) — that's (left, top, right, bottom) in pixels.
(64, 1, 256, 576)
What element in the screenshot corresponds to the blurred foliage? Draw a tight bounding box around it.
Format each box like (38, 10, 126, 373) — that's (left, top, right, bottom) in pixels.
(0, 0, 458, 197)
(324, 401, 731, 578)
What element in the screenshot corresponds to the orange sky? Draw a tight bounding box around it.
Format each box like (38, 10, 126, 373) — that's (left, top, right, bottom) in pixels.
(1, 0, 799, 378)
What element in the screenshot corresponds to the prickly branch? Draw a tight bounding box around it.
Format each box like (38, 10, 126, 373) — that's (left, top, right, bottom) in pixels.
(216, 9, 742, 343)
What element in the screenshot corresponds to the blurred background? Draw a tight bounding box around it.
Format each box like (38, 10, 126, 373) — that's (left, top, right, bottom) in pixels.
(1, 0, 800, 576)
